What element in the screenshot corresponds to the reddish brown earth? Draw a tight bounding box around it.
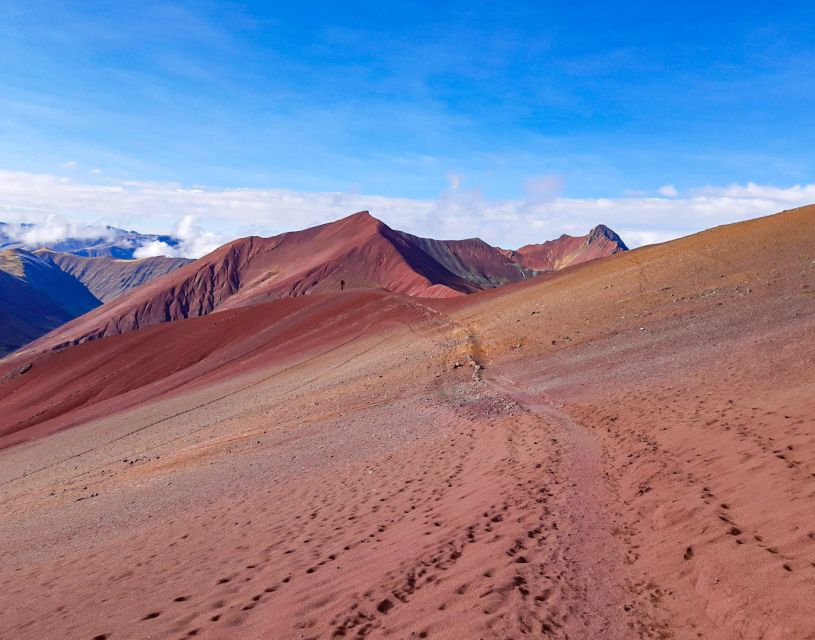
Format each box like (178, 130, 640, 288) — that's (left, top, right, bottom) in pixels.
(0, 290, 437, 449)
(1, 206, 814, 639)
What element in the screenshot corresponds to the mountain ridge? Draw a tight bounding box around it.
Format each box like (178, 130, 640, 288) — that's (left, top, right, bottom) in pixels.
(0, 248, 191, 355)
(34, 249, 192, 301)
(8, 211, 625, 356)
(0, 248, 101, 356)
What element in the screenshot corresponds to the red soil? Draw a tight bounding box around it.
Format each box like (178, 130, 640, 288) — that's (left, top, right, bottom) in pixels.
(0, 289, 435, 450)
(0, 205, 813, 639)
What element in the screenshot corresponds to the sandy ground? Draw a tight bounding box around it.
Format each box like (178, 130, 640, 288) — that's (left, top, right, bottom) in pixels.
(1, 207, 814, 639)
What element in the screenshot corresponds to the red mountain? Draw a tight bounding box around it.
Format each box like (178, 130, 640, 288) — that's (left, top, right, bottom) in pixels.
(11, 212, 538, 354)
(505, 224, 628, 271)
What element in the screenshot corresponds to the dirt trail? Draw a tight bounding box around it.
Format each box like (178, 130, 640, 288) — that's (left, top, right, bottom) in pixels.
(441, 308, 637, 638)
(484, 370, 631, 639)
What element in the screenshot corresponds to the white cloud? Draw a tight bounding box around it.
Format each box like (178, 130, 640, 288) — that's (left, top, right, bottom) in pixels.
(0, 169, 813, 251)
(174, 214, 222, 258)
(658, 184, 678, 197)
(60, 161, 78, 169)
(617, 229, 679, 247)
(133, 240, 177, 259)
(692, 182, 815, 202)
(446, 172, 462, 191)
(132, 215, 223, 259)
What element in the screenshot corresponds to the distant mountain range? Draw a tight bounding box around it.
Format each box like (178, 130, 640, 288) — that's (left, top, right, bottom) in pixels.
(34, 250, 191, 302)
(3, 211, 626, 357)
(0, 249, 102, 356)
(0, 247, 191, 356)
(0, 221, 180, 259)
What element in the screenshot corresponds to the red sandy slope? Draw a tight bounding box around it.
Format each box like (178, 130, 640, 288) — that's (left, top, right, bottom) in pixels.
(0, 288, 432, 450)
(0, 206, 812, 640)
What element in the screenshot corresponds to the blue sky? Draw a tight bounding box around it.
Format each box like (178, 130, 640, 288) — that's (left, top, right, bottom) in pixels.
(0, 1, 813, 252)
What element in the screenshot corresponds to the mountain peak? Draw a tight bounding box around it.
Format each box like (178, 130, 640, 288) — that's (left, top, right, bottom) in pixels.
(513, 224, 627, 271)
(338, 210, 384, 228)
(586, 224, 628, 249)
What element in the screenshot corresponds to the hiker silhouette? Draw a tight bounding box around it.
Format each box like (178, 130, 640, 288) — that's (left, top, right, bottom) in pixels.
(340, 279, 345, 291)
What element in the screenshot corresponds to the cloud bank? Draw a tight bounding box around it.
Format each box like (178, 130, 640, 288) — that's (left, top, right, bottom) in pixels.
(133, 215, 222, 259)
(2, 213, 115, 245)
(1, 170, 813, 252)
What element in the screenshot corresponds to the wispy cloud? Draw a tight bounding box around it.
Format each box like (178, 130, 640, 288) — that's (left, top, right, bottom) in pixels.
(0, 170, 812, 251)
(524, 175, 565, 202)
(132, 239, 176, 259)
